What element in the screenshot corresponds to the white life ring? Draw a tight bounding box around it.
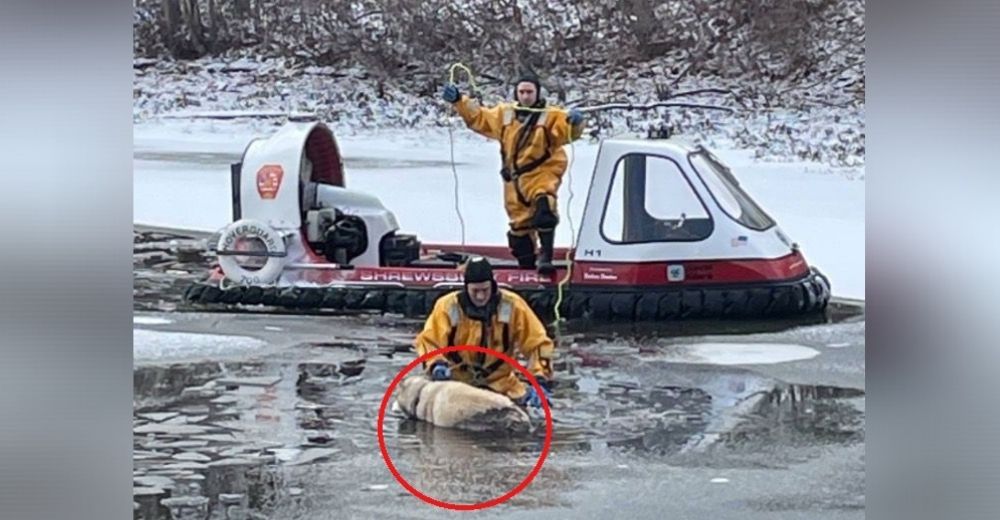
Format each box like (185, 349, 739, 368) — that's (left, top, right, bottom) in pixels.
(216, 219, 287, 285)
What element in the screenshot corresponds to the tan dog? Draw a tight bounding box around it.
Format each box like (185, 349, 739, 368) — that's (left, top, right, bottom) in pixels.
(393, 374, 531, 434)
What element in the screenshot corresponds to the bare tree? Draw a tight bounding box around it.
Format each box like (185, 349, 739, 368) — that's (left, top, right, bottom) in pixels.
(136, 0, 864, 109)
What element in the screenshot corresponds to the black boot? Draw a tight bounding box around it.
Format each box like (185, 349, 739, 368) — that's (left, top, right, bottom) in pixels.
(537, 230, 555, 276)
(507, 232, 536, 269)
(532, 196, 559, 229)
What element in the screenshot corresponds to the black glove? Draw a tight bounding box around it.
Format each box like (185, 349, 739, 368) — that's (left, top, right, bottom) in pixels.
(430, 362, 452, 381)
(442, 84, 460, 103)
(567, 108, 584, 125)
(520, 378, 553, 408)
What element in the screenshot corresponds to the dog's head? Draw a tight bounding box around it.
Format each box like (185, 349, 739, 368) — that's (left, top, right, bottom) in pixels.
(393, 374, 431, 417)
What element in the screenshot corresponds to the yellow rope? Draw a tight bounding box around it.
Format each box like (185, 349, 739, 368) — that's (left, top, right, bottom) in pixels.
(447, 124, 466, 246)
(448, 63, 478, 94)
(449, 61, 570, 115)
(551, 139, 576, 333)
(446, 62, 578, 332)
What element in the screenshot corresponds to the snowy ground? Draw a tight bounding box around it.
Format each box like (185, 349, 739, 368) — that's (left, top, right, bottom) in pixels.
(133, 119, 864, 299)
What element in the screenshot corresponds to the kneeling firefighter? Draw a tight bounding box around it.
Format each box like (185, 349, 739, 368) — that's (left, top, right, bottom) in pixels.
(413, 257, 555, 408)
(442, 73, 586, 275)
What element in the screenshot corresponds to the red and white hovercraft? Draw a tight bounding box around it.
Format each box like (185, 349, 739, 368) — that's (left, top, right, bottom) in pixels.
(184, 120, 831, 321)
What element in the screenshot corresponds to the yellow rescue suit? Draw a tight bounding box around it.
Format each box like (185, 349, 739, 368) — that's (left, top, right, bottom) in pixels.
(452, 96, 585, 235)
(413, 288, 555, 401)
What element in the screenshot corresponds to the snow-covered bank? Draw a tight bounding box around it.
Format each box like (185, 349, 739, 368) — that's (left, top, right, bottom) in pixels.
(134, 56, 864, 169)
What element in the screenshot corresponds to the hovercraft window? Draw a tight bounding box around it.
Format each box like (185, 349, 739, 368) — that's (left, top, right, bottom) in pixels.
(688, 149, 775, 231)
(601, 154, 713, 244)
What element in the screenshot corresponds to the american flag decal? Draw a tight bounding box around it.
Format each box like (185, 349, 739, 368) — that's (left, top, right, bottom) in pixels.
(731, 235, 748, 247)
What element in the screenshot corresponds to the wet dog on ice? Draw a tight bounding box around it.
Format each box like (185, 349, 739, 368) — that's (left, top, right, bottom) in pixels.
(392, 374, 531, 433)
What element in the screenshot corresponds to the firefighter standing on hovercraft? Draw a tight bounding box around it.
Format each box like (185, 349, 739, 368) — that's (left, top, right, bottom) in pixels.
(442, 74, 586, 276)
(413, 257, 554, 408)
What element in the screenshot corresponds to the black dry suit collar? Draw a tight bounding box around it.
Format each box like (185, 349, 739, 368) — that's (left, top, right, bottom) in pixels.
(458, 281, 500, 322)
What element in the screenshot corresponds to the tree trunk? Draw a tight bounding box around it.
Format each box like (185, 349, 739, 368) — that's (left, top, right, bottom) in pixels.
(256, 0, 267, 48)
(206, 0, 218, 51)
(623, 0, 658, 59)
(187, 0, 207, 55)
(161, 0, 181, 54)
